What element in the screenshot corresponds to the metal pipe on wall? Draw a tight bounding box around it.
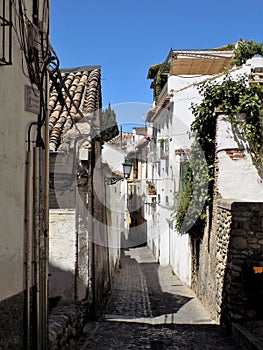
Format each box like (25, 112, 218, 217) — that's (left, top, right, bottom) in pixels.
(75, 191, 79, 301)
(38, 147, 44, 349)
(91, 139, 96, 318)
(33, 147, 40, 349)
(43, 98, 49, 350)
(25, 122, 38, 349)
(24, 150, 32, 350)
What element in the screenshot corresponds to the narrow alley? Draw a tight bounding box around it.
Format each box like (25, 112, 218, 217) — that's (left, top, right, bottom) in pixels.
(75, 246, 238, 350)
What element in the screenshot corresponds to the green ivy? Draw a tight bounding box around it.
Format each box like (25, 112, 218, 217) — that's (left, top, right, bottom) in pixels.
(233, 38, 263, 66)
(175, 74, 263, 234)
(152, 62, 171, 104)
(174, 142, 210, 233)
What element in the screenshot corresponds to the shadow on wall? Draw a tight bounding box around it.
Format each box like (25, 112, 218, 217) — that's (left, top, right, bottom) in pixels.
(0, 291, 25, 349)
(219, 202, 263, 327)
(49, 263, 80, 303)
(221, 246, 263, 326)
(121, 219, 147, 249)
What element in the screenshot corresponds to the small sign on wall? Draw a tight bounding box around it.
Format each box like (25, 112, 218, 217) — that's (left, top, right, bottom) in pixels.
(253, 266, 263, 274)
(25, 85, 40, 114)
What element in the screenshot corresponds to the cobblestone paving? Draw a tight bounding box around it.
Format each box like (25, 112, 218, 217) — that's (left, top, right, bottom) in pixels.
(76, 246, 239, 349)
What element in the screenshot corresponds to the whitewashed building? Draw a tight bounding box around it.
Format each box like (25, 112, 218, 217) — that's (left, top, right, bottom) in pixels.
(0, 1, 50, 348)
(145, 49, 263, 287)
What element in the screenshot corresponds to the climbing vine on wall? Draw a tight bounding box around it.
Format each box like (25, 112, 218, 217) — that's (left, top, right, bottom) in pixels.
(175, 74, 263, 234)
(148, 62, 171, 104)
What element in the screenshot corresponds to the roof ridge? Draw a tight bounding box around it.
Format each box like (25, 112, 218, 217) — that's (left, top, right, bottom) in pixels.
(61, 65, 101, 73)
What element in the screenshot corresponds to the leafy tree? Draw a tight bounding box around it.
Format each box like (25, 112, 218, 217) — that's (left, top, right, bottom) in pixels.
(100, 103, 119, 142)
(234, 38, 263, 66)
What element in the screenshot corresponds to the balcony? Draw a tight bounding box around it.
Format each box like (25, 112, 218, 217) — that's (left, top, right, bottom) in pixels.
(157, 81, 168, 103)
(249, 67, 263, 85)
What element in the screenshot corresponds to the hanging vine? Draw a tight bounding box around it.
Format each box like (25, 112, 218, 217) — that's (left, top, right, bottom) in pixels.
(175, 74, 263, 234)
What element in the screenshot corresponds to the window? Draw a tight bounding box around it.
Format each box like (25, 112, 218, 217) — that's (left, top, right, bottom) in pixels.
(159, 138, 169, 159)
(0, 0, 12, 66)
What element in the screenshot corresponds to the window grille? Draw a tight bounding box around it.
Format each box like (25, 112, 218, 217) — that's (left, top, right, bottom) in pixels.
(0, 0, 12, 66)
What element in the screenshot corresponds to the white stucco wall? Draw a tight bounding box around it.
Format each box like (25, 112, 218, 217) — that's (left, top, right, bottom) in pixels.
(49, 210, 77, 299)
(168, 74, 213, 92)
(217, 115, 263, 201)
(102, 144, 126, 173)
(106, 182, 123, 271)
(0, 0, 49, 301)
(0, 51, 29, 301)
(169, 230, 192, 286)
(146, 56, 263, 287)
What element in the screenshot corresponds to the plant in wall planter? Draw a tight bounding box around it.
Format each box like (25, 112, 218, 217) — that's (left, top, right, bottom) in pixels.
(148, 181, 156, 195)
(158, 138, 169, 147)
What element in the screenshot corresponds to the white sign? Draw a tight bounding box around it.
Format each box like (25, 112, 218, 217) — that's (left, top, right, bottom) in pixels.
(25, 85, 40, 114)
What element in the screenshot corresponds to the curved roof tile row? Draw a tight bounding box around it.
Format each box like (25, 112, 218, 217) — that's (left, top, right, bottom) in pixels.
(49, 67, 101, 151)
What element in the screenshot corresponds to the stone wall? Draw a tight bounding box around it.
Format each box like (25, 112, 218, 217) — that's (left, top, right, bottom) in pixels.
(195, 199, 263, 327)
(219, 200, 263, 326)
(48, 300, 87, 350)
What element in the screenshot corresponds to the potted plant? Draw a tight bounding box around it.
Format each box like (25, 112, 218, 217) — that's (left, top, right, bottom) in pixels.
(148, 181, 156, 195)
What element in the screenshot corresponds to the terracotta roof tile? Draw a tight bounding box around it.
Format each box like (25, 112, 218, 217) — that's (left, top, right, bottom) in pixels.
(108, 132, 133, 145)
(49, 66, 101, 151)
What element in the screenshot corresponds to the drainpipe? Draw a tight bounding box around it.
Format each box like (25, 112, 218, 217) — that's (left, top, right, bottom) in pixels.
(90, 139, 96, 318)
(75, 179, 79, 301)
(24, 149, 31, 350)
(33, 146, 40, 349)
(43, 71, 49, 350)
(73, 134, 91, 301)
(104, 174, 111, 290)
(25, 122, 38, 349)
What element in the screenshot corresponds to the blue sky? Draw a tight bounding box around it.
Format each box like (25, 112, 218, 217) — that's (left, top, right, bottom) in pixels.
(50, 0, 263, 129)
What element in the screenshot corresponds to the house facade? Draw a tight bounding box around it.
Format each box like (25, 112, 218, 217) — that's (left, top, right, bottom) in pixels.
(48, 66, 120, 315)
(145, 49, 234, 281)
(103, 127, 150, 248)
(145, 48, 263, 324)
(0, 1, 50, 348)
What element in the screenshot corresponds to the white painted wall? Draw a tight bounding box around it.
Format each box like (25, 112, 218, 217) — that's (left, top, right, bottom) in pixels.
(106, 182, 123, 271)
(169, 231, 192, 286)
(0, 0, 49, 301)
(49, 210, 76, 299)
(102, 143, 126, 173)
(168, 74, 213, 92)
(146, 56, 263, 286)
(217, 115, 263, 201)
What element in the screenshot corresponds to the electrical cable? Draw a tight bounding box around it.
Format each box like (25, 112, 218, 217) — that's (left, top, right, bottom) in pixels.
(14, 1, 100, 148)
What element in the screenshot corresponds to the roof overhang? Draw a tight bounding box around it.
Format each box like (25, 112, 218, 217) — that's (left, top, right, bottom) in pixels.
(170, 50, 234, 75)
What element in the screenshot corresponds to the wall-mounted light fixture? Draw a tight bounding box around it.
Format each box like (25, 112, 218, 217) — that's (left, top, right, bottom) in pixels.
(122, 158, 133, 179)
(105, 158, 133, 185)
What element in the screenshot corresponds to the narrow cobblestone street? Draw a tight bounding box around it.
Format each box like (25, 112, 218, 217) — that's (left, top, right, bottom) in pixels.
(75, 246, 238, 349)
